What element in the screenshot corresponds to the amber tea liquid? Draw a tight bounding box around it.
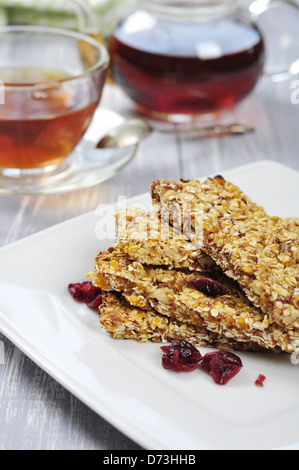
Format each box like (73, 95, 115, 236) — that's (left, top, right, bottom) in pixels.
(0, 67, 98, 170)
(109, 15, 265, 119)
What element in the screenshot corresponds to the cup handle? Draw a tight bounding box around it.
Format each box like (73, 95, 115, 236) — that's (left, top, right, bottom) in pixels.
(249, 0, 299, 82)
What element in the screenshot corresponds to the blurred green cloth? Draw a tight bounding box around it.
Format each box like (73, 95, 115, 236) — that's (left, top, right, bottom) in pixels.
(0, 0, 134, 37)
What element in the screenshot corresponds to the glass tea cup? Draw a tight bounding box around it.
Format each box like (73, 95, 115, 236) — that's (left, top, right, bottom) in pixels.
(109, 0, 299, 123)
(0, 25, 109, 177)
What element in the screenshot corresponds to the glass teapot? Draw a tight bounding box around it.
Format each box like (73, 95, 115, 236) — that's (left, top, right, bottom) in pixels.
(109, 0, 299, 122)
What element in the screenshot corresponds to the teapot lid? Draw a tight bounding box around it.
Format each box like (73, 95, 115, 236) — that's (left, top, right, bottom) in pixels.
(140, 0, 242, 18)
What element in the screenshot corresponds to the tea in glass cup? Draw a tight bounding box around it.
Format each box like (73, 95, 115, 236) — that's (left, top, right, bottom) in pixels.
(0, 26, 109, 176)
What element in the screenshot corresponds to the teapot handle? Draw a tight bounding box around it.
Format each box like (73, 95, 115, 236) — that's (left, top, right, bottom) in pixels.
(249, 0, 299, 82)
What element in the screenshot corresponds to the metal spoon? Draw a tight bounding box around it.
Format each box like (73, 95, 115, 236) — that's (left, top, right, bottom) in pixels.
(96, 119, 153, 149)
(96, 119, 254, 149)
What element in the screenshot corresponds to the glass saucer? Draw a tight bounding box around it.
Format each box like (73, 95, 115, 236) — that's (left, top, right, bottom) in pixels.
(0, 108, 138, 195)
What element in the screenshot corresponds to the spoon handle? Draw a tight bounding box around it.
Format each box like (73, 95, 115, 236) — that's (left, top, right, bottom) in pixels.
(192, 124, 255, 138)
(161, 123, 255, 138)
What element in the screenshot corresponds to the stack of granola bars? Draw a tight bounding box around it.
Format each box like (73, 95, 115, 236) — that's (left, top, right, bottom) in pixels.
(92, 176, 299, 354)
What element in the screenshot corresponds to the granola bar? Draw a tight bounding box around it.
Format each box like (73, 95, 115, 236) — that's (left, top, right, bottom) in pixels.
(99, 291, 268, 352)
(93, 248, 294, 353)
(151, 176, 299, 328)
(116, 206, 216, 271)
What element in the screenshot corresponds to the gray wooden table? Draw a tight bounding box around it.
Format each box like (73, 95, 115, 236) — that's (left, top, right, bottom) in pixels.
(1, 7, 299, 449)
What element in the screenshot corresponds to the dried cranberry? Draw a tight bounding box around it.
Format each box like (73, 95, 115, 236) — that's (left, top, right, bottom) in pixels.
(68, 281, 103, 309)
(255, 374, 266, 387)
(188, 277, 229, 297)
(200, 350, 243, 385)
(161, 340, 202, 372)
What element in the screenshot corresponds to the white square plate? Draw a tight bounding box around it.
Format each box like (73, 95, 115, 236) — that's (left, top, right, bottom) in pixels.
(0, 160, 298, 450)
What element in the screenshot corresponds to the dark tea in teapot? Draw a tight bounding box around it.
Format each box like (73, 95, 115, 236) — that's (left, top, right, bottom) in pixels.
(109, 1, 265, 122)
